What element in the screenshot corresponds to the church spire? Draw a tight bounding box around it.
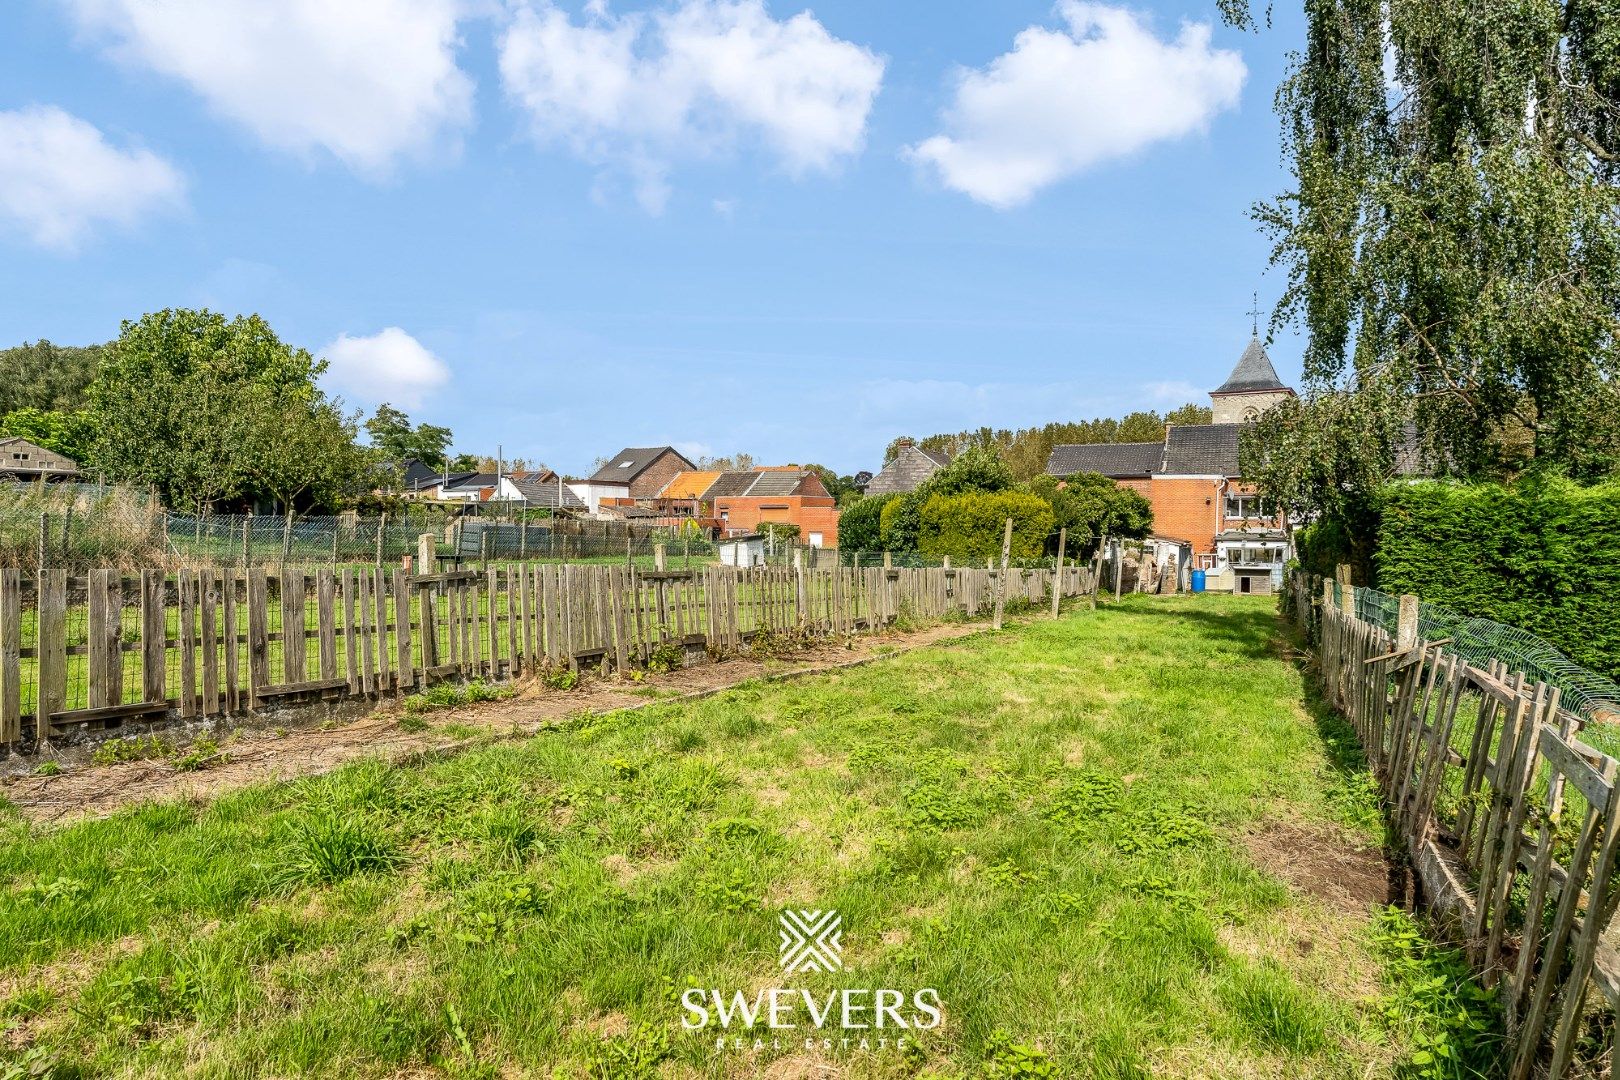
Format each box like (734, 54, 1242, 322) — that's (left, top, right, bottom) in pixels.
(1213, 337, 1287, 395)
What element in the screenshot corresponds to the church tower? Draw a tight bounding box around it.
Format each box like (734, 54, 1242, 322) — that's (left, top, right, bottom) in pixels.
(1210, 337, 1294, 424)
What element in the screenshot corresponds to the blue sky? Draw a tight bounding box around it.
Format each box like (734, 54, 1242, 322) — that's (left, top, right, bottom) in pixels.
(0, 0, 1305, 476)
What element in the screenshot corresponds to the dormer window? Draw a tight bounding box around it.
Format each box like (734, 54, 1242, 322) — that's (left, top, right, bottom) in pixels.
(618, 460, 633, 468)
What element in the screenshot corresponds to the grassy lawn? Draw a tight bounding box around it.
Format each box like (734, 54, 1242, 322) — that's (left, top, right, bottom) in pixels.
(0, 595, 1490, 1078)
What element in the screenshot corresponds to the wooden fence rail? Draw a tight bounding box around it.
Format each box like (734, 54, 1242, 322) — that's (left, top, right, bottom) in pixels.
(0, 562, 1090, 745)
(1290, 569, 1620, 1077)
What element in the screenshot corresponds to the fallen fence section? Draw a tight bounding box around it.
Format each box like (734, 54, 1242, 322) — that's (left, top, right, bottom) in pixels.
(0, 562, 1090, 747)
(1290, 569, 1620, 1079)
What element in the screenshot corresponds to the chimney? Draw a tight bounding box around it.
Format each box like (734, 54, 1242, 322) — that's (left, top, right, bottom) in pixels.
(897, 438, 915, 448)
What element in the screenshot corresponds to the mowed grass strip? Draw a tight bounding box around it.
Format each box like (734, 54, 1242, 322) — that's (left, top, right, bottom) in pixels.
(0, 595, 1453, 1077)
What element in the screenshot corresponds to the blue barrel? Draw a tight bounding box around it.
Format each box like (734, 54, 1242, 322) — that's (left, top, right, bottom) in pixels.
(1191, 569, 1206, 593)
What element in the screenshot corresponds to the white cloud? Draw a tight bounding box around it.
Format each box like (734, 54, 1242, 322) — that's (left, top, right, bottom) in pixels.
(322, 328, 451, 409)
(497, 0, 884, 211)
(1144, 379, 1201, 403)
(906, 2, 1245, 208)
(62, 0, 474, 175)
(0, 105, 184, 251)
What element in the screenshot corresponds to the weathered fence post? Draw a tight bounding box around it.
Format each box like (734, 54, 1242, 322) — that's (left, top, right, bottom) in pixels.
(1090, 533, 1106, 610)
(1114, 540, 1124, 603)
(418, 533, 435, 574)
(1397, 594, 1419, 651)
(376, 513, 387, 568)
(992, 516, 1014, 630)
(37, 513, 47, 574)
(1051, 526, 1066, 618)
(654, 543, 667, 572)
(1336, 563, 1355, 617)
(794, 547, 807, 628)
(242, 510, 252, 569)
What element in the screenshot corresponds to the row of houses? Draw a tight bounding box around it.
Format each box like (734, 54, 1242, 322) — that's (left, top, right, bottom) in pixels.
(856, 337, 1298, 594)
(404, 446, 843, 548)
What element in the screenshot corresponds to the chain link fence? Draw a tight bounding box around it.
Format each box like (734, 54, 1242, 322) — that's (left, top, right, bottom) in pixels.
(1336, 579, 1620, 721)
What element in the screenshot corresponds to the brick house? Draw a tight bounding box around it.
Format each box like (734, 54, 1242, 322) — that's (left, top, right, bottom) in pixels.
(659, 468, 841, 548)
(1045, 337, 1293, 594)
(569, 446, 696, 515)
(864, 440, 951, 495)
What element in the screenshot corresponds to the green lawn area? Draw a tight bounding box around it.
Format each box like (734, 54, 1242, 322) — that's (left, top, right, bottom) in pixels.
(0, 595, 1492, 1078)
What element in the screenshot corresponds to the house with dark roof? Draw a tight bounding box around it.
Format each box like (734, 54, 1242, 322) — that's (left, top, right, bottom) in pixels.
(864, 440, 951, 496)
(1045, 336, 1293, 593)
(500, 471, 587, 511)
(570, 446, 696, 515)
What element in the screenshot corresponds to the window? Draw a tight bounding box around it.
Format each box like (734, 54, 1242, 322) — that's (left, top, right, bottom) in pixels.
(808, 532, 824, 548)
(1224, 494, 1273, 520)
(617, 460, 633, 468)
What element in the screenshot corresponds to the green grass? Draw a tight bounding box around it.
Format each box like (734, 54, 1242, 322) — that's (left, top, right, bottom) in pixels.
(0, 595, 1473, 1077)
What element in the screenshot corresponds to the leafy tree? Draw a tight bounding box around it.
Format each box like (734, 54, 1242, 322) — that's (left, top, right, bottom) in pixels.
(364, 404, 452, 470)
(0, 407, 97, 463)
(0, 340, 104, 415)
(1233, 0, 1620, 480)
(1238, 381, 1412, 562)
(1027, 473, 1153, 556)
(91, 309, 361, 511)
(447, 453, 482, 473)
(924, 444, 1014, 496)
(241, 392, 368, 513)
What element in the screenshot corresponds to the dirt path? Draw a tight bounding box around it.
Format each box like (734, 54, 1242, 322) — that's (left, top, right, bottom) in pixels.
(2, 621, 986, 826)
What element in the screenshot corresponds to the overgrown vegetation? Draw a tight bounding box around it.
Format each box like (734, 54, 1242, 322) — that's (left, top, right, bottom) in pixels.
(402, 679, 514, 715)
(1373, 477, 1620, 678)
(0, 596, 1457, 1076)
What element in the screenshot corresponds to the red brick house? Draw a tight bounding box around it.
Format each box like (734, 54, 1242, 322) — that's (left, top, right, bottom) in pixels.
(1045, 337, 1292, 594)
(658, 468, 841, 548)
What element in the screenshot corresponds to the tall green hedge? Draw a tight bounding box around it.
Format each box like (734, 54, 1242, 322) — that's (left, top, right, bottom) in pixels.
(839, 494, 892, 553)
(918, 491, 1054, 563)
(1375, 478, 1620, 678)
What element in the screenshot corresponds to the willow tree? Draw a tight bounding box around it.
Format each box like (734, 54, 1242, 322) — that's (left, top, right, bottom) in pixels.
(1236, 0, 1620, 480)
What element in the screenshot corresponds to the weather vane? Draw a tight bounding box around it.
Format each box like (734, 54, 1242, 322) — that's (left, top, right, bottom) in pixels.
(1247, 291, 1261, 338)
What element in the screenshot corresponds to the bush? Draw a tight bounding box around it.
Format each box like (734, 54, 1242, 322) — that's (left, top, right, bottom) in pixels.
(880, 493, 924, 553)
(918, 491, 1055, 563)
(1374, 477, 1620, 677)
(839, 494, 893, 553)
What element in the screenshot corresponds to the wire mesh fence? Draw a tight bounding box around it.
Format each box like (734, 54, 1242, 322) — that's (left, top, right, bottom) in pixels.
(1340, 580, 1620, 721)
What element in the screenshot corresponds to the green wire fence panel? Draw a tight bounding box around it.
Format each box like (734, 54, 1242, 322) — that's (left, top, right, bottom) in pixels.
(1346, 583, 1620, 722)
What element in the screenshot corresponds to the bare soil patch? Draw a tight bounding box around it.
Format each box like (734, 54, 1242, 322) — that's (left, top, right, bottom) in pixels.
(2, 622, 984, 826)
(1242, 818, 1393, 913)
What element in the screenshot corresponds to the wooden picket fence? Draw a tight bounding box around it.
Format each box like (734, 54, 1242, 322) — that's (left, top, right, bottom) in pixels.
(0, 562, 1089, 746)
(1294, 570, 1620, 1077)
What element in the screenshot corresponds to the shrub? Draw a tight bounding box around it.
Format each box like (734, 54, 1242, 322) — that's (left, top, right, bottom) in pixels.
(839, 493, 893, 553)
(918, 491, 1054, 563)
(879, 493, 923, 553)
(1374, 476, 1620, 678)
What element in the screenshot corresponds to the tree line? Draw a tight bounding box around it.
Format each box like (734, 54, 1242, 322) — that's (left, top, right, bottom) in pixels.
(886, 403, 1213, 484)
(0, 310, 485, 513)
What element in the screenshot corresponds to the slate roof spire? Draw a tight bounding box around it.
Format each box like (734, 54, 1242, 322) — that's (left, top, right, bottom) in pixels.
(1213, 337, 1288, 395)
